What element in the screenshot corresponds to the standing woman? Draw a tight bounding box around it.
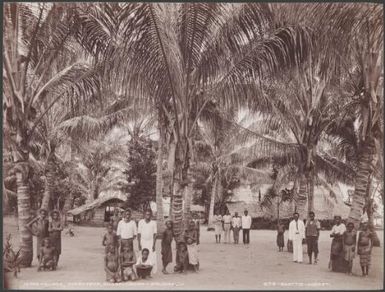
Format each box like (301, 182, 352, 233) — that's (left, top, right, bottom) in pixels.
(214, 212, 223, 243)
(26, 209, 49, 261)
(49, 210, 63, 268)
(329, 216, 346, 272)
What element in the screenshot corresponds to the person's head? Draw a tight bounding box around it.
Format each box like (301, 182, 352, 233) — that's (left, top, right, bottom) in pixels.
(334, 216, 341, 225)
(362, 222, 368, 231)
(124, 210, 132, 221)
(39, 209, 48, 219)
(107, 224, 114, 233)
(144, 209, 152, 221)
(114, 209, 119, 215)
(309, 211, 315, 220)
(43, 237, 51, 247)
(187, 237, 193, 244)
(178, 242, 187, 252)
(193, 213, 198, 219)
(51, 210, 59, 220)
(347, 222, 354, 232)
(165, 220, 173, 230)
(244, 210, 248, 216)
(226, 209, 230, 215)
(293, 212, 299, 221)
(235, 212, 238, 217)
(141, 248, 149, 260)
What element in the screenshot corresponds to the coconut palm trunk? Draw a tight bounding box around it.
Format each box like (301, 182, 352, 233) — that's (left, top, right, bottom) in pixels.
(296, 176, 308, 219)
(348, 139, 377, 228)
(41, 148, 56, 211)
(155, 114, 165, 235)
(208, 171, 219, 229)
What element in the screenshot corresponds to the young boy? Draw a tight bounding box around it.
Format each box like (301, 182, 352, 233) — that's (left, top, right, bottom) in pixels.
(161, 220, 174, 274)
(276, 221, 285, 252)
(120, 245, 137, 281)
(104, 245, 121, 283)
(49, 210, 63, 268)
(103, 224, 118, 253)
(134, 248, 153, 279)
(343, 222, 357, 275)
(174, 242, 189, 274)
(38, 238, 57, 271)
(358, 222, 372, 277)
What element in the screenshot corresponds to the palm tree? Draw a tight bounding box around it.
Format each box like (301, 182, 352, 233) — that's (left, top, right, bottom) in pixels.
(3, 3, 99, 266)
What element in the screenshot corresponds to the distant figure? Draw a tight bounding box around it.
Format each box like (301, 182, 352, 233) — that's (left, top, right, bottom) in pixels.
(110, 209, 121, 232)
(117, 210, 137, 253)
(103, 224, 118, 253)
(241, 210, 252, 244)
(161, 220, 174, 274)
(276, 221, 285, 252)
(134, 248, 153, 279)
(38, 238, 57, 271)
(138, 209, 157, 274)
(214, 212, 223, 243)
(185, 220, 199, 272)
(232, 212, 242, 244)
(329, 215, 346, 272)
(343, 222, 357, 275)
(48, 210, 63, 268)
(104, 244, 121, 283)
(358, 221, 373, 277)
(26, 209, 49, 260)
(288, 212, 305, 263)
(192, 213, 200, 245)
(305, 211, 320, 264)
(223, 210, 232, 244)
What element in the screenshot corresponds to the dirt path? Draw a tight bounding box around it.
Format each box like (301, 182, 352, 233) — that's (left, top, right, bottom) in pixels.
(4, 217, 383, 290)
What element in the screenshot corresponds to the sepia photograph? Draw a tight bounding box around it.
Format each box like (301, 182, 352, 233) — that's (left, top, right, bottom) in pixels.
(2, 2, 384, 290)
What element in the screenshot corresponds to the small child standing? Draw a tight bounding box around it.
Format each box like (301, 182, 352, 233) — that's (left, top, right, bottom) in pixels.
(358, 222, 373, 277)
(342, 222, 357, 275)
(276, 221, 285, 252)
(38, 238, 57, 271)
(104, 245, 121, 283)
(120, 246, 136, 281)
(161, 220, 174, 274)
(103, 224, 118, 253)
(49, 210, 63, 268)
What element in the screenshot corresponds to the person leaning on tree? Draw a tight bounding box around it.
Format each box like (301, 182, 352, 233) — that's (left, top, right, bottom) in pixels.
(305, 211, 321, 264)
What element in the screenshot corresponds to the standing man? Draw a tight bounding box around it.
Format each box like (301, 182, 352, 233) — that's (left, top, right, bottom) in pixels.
(241, 210, 252, 244)
(222, 210, 232, 243)
(305, 211, 321, 264)
(138, 209, 157, 274)
(214, 212, 223, 243)
(192, 213, 200, 245)
(117, 209, 137, 253)
(288, 212, 305, 263)
(232, 212, 242, 244)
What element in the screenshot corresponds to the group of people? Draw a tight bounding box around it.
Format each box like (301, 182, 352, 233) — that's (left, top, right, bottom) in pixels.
(277, 211, 374, 277)
(102, 208, 200, 283)
(213, 210, 252, 244)
(25, 209, 63, 271)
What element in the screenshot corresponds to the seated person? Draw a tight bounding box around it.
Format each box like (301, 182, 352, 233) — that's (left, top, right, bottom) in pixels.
(38, 238, 57, 271)
(120, 245, 137, 281)
(104, 244, 121, 283)
(134, 248, 153, 279)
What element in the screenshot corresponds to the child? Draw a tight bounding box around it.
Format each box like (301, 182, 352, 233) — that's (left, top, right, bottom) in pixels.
(103, 224, 118, 253)
(120, 245, 137, 281)
(104, 245, 121, 283)
(358, 222, 372, 277)
(49, 210, 63, 268)
(161, 220, 174, 274)
(38, 238, 57, 271)
(276, 221, 285, 252)
(185, 220, 199, 272)
(134, 248, 153, 279)
(343, 222, 357, 275)
(174, 242, 189, 274)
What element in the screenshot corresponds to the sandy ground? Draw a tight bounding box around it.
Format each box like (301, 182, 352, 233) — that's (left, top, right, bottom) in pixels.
(3, 216, 383, 290)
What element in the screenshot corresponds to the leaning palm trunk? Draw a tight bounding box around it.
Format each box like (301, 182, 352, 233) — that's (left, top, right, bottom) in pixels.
(306, 170, 315, 217)
(365, 176, 381, 247)
(207, 172, 218, 230)
(183, 173, 193, 230)
(155, 117, 165, 235)
(41, 149, 56, 211)
(348, 139, 377, 228)
(296, 176, 308, 219)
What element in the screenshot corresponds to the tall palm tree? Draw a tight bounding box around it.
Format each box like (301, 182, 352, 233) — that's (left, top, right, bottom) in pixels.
(3, 3, 99, 266)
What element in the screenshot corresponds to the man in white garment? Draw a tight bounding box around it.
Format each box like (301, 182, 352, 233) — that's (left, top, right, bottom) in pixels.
(241, 210, 252, 244)
(223, 210, 232, 243)
(138, 209, 157, 273)
(117, 209, 137, 252)
(288, 212, 305, 263)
